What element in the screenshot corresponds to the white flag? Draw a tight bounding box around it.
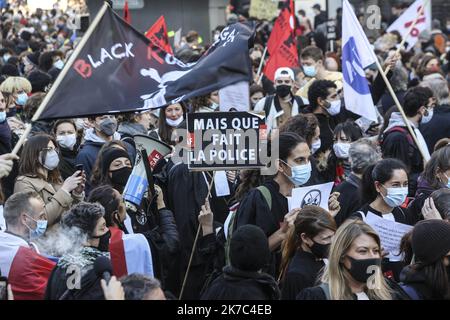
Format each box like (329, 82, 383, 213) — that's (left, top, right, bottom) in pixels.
(342, 0, 378, 122)
(387, 0, 431, 51)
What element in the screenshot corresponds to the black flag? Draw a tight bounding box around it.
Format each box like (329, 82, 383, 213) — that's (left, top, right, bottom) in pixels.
(37, 5, 254, 120)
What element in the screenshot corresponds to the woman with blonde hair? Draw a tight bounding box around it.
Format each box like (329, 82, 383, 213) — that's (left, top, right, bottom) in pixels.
(0, 76, 32, 111)
(297, 219, 393, 300)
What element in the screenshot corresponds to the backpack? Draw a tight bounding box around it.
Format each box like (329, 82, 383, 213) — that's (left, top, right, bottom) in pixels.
(263, 94, 305, 117)
(224, 186, 273, 265)
(380, 126, 416, 159)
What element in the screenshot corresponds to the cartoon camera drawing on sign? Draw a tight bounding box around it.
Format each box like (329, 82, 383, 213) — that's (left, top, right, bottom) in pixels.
(300, 189, 322, 207)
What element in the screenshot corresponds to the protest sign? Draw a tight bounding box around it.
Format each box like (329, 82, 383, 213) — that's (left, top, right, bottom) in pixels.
(288, 182, 334, 211)
(219, 81, 250, 111)
(365, 212, 413, 262)
(186, 111, 266, 171)
(249, 0, 279, 21)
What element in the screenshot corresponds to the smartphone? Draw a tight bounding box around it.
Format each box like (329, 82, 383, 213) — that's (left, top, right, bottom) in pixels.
(75, 164, 83, 174)
(0, 276, 7, 300)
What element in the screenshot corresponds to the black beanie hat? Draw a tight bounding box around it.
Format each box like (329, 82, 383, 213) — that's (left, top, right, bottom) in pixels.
(0, 63, 19, 77)
(412, 220, 450, 265)
(27, 52, 40, 66)
(101, 147, 130, 177)
(229, 224, 269, 272)
(27, 70, 51, 93)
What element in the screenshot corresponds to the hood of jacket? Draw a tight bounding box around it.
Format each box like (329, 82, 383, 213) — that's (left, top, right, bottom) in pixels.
(384, 112, 415, 133)
(118, 122, 147, 137)
(83, 128, 121, 144)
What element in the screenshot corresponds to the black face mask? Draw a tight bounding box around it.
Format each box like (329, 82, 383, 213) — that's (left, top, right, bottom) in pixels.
(310, 241, 330, 259)
(110, 167, 132, 191)
(344, 256, 382, 283)
(92, 230, 111, 252)
(276, 84, 292, 98)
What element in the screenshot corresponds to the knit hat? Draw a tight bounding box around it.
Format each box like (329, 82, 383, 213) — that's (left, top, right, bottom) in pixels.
(411, 220, 450, 265)
(229, 225, 269, 272)
(100, 147, 130, 177)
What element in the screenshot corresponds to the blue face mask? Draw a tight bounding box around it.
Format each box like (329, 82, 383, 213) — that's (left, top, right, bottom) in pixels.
(0, 111, 6, 123)
(25, 214, 48, 239)
(53, 59, 64, 70)
(16, 92, 28, 106)
(303, 65, 317, 78)
(381, 186, 408, 208)
(281, 160, 312, 186)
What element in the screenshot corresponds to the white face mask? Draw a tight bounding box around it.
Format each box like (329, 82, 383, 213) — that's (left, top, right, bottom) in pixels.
(40, 149, 60, 170)
(311, 139, 321, 154)
(333, 142, 351, 159)
(57, 134, 77, 150)
(53, 59, 64, 70)
(166, 116, 183, 127)
(421, 108, 434, 124)
(326, 99, 342, 116)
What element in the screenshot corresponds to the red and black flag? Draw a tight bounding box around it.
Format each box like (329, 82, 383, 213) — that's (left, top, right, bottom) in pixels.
(123, 0, 131, 24)
(145, 15, 173, 55)
(35, 3, 254, 120)
(263, 0, 298, 82)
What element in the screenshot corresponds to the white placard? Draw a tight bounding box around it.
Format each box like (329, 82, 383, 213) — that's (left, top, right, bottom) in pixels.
(365, 212, 413, 262)
(214, 171, 231, 197)
(219, 81, 250, 112)
(288, 182, 334, 211)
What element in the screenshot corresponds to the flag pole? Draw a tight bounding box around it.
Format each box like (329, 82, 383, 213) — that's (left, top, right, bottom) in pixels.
(384, 0, 430, 74)
(372, 52, 429, 163)
(256, 46, 268, 85)
(11, 1, 111, 156)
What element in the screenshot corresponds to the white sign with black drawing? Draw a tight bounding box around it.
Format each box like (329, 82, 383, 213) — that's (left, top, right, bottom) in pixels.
(288, 182, 334, 211)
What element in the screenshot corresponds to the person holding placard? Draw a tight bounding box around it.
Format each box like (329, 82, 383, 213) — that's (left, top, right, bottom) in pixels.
(351, 158, 416, 281)
(279, 206, 336, 300)
(234, 132, 312, 277)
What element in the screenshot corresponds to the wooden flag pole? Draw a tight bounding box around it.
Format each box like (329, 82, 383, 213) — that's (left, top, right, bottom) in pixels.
(372, 52, 429, 163)
(383, 0, 430, 74)
(178, 172, 215, 300)
(11, 1, 110, 156)
(256, 46, 268, 85)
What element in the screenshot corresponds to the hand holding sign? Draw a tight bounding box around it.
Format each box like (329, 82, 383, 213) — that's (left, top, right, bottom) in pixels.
(328, 192, 341, 218)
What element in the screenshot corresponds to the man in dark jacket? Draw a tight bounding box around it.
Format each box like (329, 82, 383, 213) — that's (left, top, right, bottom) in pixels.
(420, 77, 450, 152)
(201, 225, 280, 300)
(381, 86, 434, 196)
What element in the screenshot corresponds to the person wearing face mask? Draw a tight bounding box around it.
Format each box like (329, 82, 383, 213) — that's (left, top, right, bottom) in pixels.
(14, 134, 85, 228)
(407, 144, 450, 220)
(0, 76, 32, 117)
(153, 103, 186, 145)
(76, 115, 123, 186)
(235, 133, 340, 278)
(334, 140, 380, 227)
(420, 78, 450, 152)
(0, 191, 56, 300)
(0, 91, 12, 155)
(118, 111, 154, 161)
(352, 158, 416, 281)
(253, 67, 307, 134)
(297, 220, 393, 300)
(45, 202, 111, 300)
(249, 84, 264, 110)
(279, 206, 336, 300)
(296, 46, 343, 100)
(324, 121, 363, 185)
(381, 86, 434, 196)
(88, 185, 154, 278)
(53, 120, 80, 180)
(278, 113, 323, 185)
(302, 80, 344, 164)
(398, 220, 450, 300)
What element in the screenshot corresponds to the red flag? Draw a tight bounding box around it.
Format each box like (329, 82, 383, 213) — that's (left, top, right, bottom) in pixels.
(145, 15, 173, 54)
(263, 0, 298, 82)
(123, 0, 131, 24)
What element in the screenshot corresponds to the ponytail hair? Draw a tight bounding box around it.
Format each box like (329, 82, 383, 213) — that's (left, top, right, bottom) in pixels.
(361, 158, 408, 204)
(279, 206, 336, 281)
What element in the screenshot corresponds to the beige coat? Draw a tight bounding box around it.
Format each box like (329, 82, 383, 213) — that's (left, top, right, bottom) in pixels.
(14, 175, 84, 226)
